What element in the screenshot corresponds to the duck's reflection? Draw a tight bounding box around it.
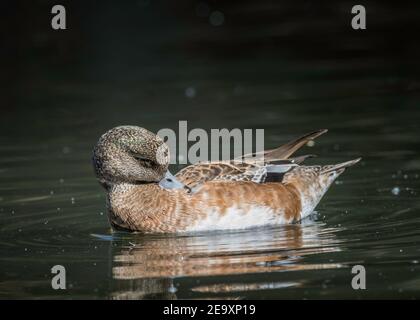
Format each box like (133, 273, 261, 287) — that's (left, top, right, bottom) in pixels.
(110, 221, 342, 299)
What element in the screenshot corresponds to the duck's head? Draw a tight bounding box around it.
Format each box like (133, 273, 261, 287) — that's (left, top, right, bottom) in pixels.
(93, 126, 183, 189)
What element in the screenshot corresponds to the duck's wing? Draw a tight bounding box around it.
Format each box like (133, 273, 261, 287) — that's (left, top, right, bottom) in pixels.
(175, 129, 327, 190)
(175, 161, 297, 190)
(175, 162, 250, 190)
(237, 129, 327, 163)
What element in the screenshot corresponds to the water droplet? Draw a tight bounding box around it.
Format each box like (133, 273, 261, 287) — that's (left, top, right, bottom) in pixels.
(99, 212, 104, 216)
(71, 197, 75, 204)
(50, 190, 54, 195)
(391, 187, 400, 196)
(62, 146, 71, 154)
(306, 140, 315, 147)
(209, 11, 224, 26)
(185, 87, 196, 98)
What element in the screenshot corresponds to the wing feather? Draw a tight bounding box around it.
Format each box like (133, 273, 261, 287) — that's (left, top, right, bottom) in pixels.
(175, 129, 327, 190)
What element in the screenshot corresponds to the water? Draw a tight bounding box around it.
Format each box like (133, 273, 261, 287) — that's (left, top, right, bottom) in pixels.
(2, 1, 420, 299)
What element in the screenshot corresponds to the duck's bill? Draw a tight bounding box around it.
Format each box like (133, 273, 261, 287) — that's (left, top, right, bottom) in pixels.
(159, 171, 190, 191)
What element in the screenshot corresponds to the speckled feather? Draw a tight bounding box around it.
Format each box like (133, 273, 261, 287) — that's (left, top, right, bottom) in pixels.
(175, 129, 328, 190)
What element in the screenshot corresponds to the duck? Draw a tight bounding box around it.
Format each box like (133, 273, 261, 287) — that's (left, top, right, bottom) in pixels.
(92, 126, 360, 233)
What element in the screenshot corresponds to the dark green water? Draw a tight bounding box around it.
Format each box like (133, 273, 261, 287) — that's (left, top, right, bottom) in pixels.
(2, 1, 420, 299)
(2, 66, 420, 299)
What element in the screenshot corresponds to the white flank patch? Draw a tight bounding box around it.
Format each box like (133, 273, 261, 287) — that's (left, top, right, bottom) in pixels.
(187, 206, 288, 232)
(298, 171, 340, 220)
(300, 187, 318, 220)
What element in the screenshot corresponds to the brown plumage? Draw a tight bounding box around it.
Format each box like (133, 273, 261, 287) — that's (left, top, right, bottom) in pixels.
(93, 126, 361, 233)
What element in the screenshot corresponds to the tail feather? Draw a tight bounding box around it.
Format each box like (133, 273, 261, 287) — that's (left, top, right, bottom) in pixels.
(286, 157, 361, 220)
(289, 154, 317, 164)
(239, 129, 328, 162)
(321, 158, 362, 174)
(265, 129, 328, 160)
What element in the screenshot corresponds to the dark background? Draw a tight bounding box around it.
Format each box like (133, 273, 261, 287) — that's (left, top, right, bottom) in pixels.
(4, 1, 420, 128)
